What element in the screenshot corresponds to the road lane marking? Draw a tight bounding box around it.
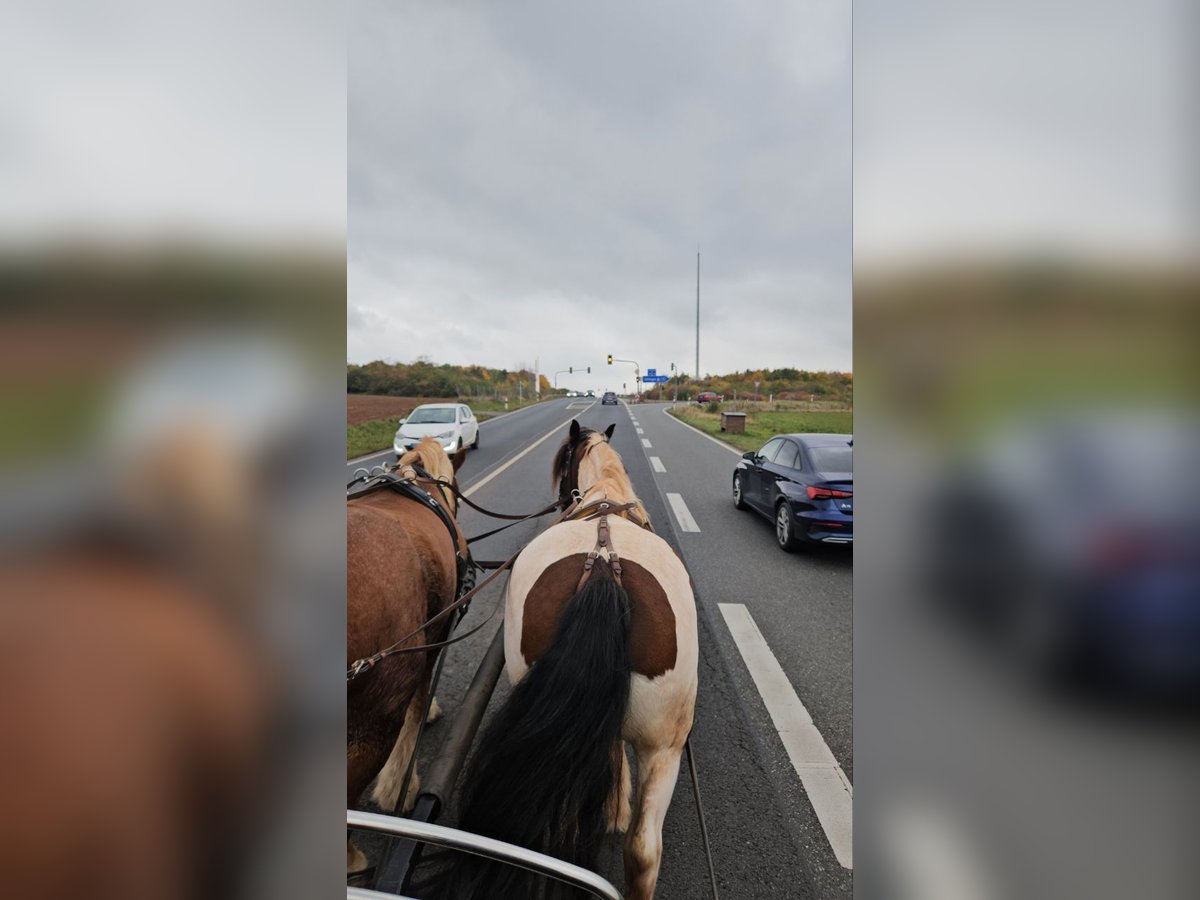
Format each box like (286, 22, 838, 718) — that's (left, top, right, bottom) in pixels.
(660, 405, 741, 456)
(649, 456, 666, 473)
(346, 403, 527, 466)
(718, 603, 853, 869)
(641, 438, 652, 448)
(347, 448, 392, 467)
(462, 409, 592, 496)
(666, 493, 700, 532)
(636, 427, 644, 434)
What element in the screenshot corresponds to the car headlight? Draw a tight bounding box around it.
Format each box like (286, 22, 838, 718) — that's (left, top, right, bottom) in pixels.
(435, 430, 454, 440)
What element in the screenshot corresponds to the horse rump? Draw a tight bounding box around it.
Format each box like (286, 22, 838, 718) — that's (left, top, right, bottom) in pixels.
(427, 573, 631, 899)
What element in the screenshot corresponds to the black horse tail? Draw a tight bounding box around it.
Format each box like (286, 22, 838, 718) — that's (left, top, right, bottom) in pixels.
(433, 574, 631, 899)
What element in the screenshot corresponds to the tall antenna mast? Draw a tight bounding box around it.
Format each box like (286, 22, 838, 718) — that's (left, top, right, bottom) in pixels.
(695, 249, 700, 379)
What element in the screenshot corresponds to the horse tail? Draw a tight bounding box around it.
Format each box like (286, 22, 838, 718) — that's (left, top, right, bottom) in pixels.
(435, 573, 631, 899)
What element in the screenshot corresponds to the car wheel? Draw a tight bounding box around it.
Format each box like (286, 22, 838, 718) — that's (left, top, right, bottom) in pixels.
(471, 428, 480, 449)
(775, 502, 802, 552)
(733, 473, 749, 510)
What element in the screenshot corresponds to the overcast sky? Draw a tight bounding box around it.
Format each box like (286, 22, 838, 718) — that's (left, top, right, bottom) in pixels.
(348, 1, 851, 390)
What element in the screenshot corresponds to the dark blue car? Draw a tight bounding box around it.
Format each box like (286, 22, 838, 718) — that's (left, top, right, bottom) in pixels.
(733, 433, 853, 551)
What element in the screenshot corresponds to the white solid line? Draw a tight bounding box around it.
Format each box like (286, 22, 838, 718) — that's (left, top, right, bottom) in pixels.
(346, 402, 527, 466)
(665, 492, 700, 532)
(641, 438, 652, 448)
(649, 456, 666, 473)
(346, 448, 392, 467)
(660, 405, 741, 456)
(718, 603, 853, 868)
(463, 410, 591, 497)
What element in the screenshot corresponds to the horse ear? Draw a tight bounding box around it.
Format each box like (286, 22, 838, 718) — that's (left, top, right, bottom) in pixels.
(451, 447, 468, 472)
(569, 419, 581, 441)
(604, 423, 616, 440)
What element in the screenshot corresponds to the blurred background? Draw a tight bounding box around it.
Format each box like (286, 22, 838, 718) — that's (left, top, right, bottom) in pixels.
(854, 1, 1198, 898)
(0, 2, 344, 898)
(3, 0, 1196, 898)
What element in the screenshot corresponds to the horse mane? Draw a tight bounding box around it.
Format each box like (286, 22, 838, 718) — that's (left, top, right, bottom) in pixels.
(398, 436, 452, 481)
(584, 437, 635, 496)
(551, 436, 571, 490)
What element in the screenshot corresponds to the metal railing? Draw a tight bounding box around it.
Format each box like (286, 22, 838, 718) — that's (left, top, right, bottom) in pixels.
(347, 809, 623, 900)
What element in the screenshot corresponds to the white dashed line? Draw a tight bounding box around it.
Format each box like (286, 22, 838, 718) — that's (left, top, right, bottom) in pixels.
(665, 492, 700, 532)
(718, 603, 853, 869)
(649, 456, 666, 473)
(636, 427, 644, 434)
(641, 438, 652, 448)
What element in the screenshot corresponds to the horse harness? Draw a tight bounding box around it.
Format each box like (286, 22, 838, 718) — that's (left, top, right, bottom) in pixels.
(568, 494, 652, 593)
(347, 464, 473, 600)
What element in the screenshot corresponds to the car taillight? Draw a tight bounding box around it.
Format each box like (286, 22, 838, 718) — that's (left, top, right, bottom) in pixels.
(807, 486, 853, 500)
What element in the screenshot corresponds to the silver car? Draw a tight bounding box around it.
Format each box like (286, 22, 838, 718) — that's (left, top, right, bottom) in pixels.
(393, 403, 479, 454)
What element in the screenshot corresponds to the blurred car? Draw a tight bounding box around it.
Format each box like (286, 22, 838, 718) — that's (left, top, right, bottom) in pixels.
(393, 403, 479, 454)
(587, 390, 596, 398)
(925, 413, 1200, 688)
(697, 391, 724, 403)
(733, 433, 853, 551)
(601, 392, 618, 405)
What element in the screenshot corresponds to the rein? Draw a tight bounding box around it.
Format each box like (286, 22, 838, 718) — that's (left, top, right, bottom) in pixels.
(346, 498, 584, 682)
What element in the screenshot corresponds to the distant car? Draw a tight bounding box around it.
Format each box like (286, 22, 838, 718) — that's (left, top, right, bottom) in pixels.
(587, 390, 596, 398)
(601, 391, 618, 405)
(697, 391, 724, 403)
(394, 402, 479, 455)
(733, 434, 853, 551)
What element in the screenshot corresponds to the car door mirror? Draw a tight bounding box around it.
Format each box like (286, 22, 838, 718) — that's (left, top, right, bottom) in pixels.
(742, 451, 758, 462)
(398, 418, 407, 426)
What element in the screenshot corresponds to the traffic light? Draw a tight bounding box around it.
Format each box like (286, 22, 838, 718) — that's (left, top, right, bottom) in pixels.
(568, 367, 573, 374)
(607, 354, 613, 365)
(587, 366, 591, 374)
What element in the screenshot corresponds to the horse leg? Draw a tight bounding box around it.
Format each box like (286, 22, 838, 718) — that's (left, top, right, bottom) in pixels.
(370, 683, 427, 813)
(623, 742, 684, 900)
(606, 740, 633, 834)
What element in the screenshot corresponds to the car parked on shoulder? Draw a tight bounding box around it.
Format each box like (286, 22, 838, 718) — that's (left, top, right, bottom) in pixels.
(601, 391, 619, 405)
(697, 391, 724, 403)
(733, 433, 853, 551)
(394, 402, 479, 455)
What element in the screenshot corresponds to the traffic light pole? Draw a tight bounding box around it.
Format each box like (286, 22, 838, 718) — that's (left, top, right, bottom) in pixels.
(607, 357, 640, 398)
(553, 365, 591, 388)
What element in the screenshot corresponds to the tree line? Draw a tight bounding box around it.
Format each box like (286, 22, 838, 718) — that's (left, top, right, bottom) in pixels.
(348, 359, 851, 405)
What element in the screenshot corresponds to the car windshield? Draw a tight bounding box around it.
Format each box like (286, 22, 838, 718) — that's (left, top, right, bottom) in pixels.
(808, 445, 853, 473)
(407, 408, 455, 424)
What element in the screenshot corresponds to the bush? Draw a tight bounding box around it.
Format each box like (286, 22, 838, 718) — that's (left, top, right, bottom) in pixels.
(705, 400, 721, 414)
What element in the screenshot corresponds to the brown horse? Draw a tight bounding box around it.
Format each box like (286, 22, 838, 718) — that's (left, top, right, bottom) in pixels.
(0, 424, 272, 900)
(442, 420, 698, 900)
(346, 436, 467, 874)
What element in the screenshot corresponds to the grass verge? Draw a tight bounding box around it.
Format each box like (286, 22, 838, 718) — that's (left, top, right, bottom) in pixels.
(666, 404, 853, 453)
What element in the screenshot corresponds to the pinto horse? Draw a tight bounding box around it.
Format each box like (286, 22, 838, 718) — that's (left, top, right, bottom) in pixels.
(444, 420, 698, 900)
(346, 436, 467, 874)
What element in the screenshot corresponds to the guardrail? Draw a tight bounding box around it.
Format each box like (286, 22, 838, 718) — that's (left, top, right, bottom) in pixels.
(346, 810, 623, 900)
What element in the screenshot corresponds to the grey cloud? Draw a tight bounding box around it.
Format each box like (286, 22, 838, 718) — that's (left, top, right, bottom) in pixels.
(350, 0, 851, 378)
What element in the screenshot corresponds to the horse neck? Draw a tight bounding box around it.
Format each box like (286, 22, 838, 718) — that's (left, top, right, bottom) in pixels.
(577, 444, 638, 506)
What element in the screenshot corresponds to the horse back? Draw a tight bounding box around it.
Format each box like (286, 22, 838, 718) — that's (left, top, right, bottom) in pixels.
(505, 517, 698, 689)
(346, 496, 458, 663)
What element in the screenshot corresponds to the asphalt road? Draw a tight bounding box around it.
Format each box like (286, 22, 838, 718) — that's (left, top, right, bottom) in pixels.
(348, 398, 853, 898)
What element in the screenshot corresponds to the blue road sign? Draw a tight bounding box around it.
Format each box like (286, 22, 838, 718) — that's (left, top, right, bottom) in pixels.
(643, 374, 669, 383)
(646, 368, 656, 377)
